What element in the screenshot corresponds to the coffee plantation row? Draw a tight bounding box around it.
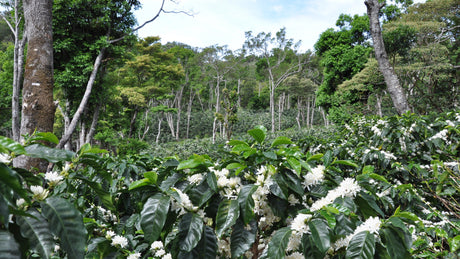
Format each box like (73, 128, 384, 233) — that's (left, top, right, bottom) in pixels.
(0, 111, 459, 258)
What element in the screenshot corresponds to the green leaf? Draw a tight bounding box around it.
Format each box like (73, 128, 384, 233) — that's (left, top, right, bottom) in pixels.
(0, 164, 29, 201)
(0, 231, 20, 259)
(178, 212, 204, 252)
(450, 235, 460, 253)
(263, 151, 277, 160)
(178, 155, 206, 170)
(144, 171, 158, 184)
(226, 163, 247, 176)
(140, 193, 170, 243)
(0, 136, 25, 155)
(215, 199, 240, 237)
(17, 210, 54, 259)
(34, 132, 59, 145)
(41, 197, 87, 259)
(231, 219, 256, 258)
(362, 165, 374, 174)
(346, 231, 376, 259)
(237, 185, 258, 224)
(182, 226, 217, 259)
(248, 128, 265, 144)
(287, 157, 302, 175)
(331, 160, 358, 167)
(128, 178, 151, 190)
(356, 193, 384, 217)
(260, 227, 291, 259)
(74, 176, 116, 211)
(271, 136, 293, 147)
(160, 173, 183, 191)
(381, 227, 411, 259)
(308, 218, 331, 253)
(227, 140, 248, 146)
(25, 144, 74, 163)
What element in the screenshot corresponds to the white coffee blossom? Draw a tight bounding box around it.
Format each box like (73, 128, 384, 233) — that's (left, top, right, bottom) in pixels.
(429, 129, 448, 141)
(287, 232, 302, 251)
(155, 249, 166, 257)
(30, 185, 49, 201)
(127, 252, 141, 259)
(288, 194, 300, 206)
(286, 252, 304, 259)
(150, 241, 164, 251)
(172, 188, 197, 212)
(187, 173, 203, 185)
(290, 213, 312, 234)
(16, 198, 26, 208)
(111, 235, 128, 248)
(303, 165, 325, 188)
(0, 153, 11, 164)
(311, 178, 361, 211)
(333, 217, 381, 250)
(163, 254, 172, 259)
(45, 171, 64, 186)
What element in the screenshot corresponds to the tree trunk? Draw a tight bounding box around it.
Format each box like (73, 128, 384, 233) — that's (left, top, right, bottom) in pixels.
(56, 47, 106, 149)
(15, 0, 55, 172)
(365, 0, 410, 115)
(85, 103, 101, 144)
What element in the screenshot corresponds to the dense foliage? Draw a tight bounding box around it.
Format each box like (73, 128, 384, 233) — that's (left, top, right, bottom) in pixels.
(1, 111, 459, 258)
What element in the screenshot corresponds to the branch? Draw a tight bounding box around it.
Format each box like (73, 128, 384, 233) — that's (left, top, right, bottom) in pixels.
(108, 0, 193, 44)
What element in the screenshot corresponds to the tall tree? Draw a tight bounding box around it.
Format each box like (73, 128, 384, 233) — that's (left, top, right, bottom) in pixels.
(365, 0, 411, 114)
(15, 0, 54, 171)
(244, 28, 306, 132)
(1, 0, 26, 142)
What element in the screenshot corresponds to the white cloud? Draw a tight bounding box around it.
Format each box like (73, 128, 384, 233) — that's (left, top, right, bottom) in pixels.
(134, 0, 426, 52)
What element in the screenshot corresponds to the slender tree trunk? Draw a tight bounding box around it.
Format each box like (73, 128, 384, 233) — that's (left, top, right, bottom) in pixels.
(186, 89, 195, 139)
(156, 113, 163, 143)
(212, 79, 221, 144)
(175, 85, 184, 141)
(15, 0, 55, 172)
(128, 108, 138, 139)
(85, 103, 101, 144)
(56, 48, 106, 149)
(365, 0, 410, 115)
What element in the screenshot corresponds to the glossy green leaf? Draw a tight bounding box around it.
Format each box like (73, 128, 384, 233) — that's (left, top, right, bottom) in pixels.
(231, 219, 256, 258)
(180, 226, 217, 259)
(17, 210, 54, 259)
(237, 185, 258, 224)
(140, 193, 171, 243)
(178, 155, 206, 170)
(25, 144, 74, 163)
(160, 173, 183, 191)
(0, 136, 25, 155)
(346, 231, 375, 259)
(0, 164, 29, 201)
(128, 178, 151, 190)
(144, 171, 158, 184)
(308, 218, 331, 253)
(381, 227, 411, 259)
(34, 132, 59, 144)
(41, 197, 87, 259)
(248, 128, 265, 144)
(271, 136, 293, 147)
(356, 193, 384, 217)
(215, 199, 240, 237)
(260, 227, 291, 259)
(178, 212, 204, 252)
(287, 157, 302, 175)
(0, 231, 20, 259)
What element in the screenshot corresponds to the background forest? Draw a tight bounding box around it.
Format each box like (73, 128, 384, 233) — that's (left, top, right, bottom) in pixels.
(0, 0, 459, 259)
(0, 0, 456, 156)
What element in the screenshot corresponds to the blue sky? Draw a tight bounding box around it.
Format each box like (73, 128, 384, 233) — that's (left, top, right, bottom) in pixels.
(134, 0, 425, 52)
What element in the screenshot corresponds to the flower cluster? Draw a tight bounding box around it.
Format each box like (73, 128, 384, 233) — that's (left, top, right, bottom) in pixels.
(0, 153, 11, 164)
(288, 213, 312, 252)
(310, 178, 361, 211)
(44, 171, 64, 187)
(332, 216, 381, 251)
(170, 187, 198, 215)
(212, 167, 242, 199)
(150, 241, 171, 258)
(110, 234, 128, 248)
(302, 165, 325, 189)
(30, 185, 49, 201)
(251, 166, 280, 229)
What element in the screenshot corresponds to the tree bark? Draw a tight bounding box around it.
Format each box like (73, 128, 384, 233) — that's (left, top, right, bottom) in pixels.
(56, 47, 106, 149)
(365, 0, 410, 115)
(15, 0, 55, 172)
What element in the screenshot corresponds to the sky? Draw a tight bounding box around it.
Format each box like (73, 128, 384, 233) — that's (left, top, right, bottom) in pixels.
(134, 0, 426, 52)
